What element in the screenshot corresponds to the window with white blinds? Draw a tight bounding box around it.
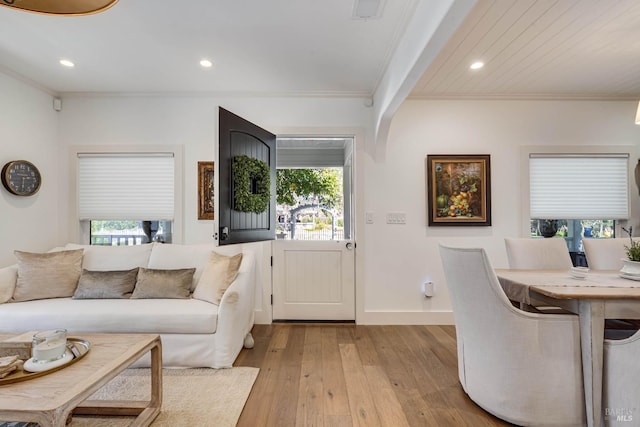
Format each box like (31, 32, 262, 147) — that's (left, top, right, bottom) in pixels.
(78, 153, 175, 220)
(529, 154, 629, 220)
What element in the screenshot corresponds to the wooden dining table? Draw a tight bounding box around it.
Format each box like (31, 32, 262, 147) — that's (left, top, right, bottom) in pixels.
(495, 269, 640, 427)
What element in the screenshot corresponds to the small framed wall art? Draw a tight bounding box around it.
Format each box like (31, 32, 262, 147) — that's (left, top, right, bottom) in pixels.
(426, 154, 491, 226)
(198, 161, 215, 220)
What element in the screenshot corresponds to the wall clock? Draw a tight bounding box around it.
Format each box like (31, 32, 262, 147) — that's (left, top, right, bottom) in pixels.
(1, 160, 42, 196)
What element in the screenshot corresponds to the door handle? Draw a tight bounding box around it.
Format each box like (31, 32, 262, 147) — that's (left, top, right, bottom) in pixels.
(220, 226, 229, 241)
(345, 242, 354, 250)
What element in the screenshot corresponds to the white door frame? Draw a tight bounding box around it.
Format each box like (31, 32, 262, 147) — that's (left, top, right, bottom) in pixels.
(252, 127, 365, 325)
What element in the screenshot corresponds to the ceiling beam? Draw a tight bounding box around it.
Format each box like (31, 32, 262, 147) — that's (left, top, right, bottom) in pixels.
(371, 0, 477, 160)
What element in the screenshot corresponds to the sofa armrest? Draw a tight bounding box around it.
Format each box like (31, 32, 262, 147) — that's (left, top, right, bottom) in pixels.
(0, 264, 18, 304)
(218, 250, 255, 329)
(213, 250, 256, 366)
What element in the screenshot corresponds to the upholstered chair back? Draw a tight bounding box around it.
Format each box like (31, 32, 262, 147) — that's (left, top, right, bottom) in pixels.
(439, 245, 585, 426)
(582, 237, 629, 270)
(504, 237, 572, 270)
(604, 331, 640, 414)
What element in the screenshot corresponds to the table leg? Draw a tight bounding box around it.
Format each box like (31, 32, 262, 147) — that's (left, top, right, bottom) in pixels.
(148, 339, 163, 415)
(74, 337, 162, 426)
(128, 337, 162, 426)
(579, 300, 605, 427)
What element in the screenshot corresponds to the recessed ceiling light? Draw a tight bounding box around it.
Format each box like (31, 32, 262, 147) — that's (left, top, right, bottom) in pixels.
(200, 59, 213, 68)
(59, 59, 75, 68)
(470, 61, 484, 70)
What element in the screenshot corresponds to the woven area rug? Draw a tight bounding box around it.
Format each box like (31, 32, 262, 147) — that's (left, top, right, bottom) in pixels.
(70, 367, 259, 427)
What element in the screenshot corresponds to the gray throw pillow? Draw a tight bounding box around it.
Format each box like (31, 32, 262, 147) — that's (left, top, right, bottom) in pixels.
(73, 268, 139, 299)
(12, 249, 84, 302)
(130, 267, 196, 299)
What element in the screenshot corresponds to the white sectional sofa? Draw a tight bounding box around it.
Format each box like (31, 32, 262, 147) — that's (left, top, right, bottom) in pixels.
(0, 242, 256, 368)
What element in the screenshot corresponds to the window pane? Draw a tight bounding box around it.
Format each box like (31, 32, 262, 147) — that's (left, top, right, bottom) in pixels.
(529, 219, 615, 253)
(90, 220, 172, 245)
(276, 168, 344, 241)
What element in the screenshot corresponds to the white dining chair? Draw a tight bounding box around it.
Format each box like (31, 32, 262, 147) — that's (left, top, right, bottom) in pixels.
(504, 237, 573, 270)
(504, 237, 573, 313)
(582, 237, 629, 270)
(582, 238, 640, 332)
(439, 245, 585, 426)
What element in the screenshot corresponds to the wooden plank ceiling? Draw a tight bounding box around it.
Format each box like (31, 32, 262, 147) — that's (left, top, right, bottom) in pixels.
(411, 0, 640, 100)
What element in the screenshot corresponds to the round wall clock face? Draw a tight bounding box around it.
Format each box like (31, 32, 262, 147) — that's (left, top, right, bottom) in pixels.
(1, 160, 42, 196)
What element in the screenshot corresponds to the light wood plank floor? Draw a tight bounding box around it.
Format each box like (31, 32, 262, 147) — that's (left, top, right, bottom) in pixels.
(234, 324, 512, 426)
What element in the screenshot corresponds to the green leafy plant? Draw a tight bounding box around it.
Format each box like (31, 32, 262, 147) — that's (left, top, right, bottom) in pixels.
(232, 155, 271, 214)
(276, 168, 342, 208)
(622, 226, 640, 262)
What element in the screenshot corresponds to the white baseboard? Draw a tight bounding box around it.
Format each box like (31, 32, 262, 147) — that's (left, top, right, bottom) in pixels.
(356, 310, 454, 325)
(252, 309, 454, 325)
(254, 309, 270, 325)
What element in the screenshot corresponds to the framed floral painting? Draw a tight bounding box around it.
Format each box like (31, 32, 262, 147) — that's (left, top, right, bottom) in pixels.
(426, 154, 491, 226)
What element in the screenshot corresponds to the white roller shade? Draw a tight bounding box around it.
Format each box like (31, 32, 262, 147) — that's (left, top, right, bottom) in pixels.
(78, 153, 174, 220)
(529, 154, 629, 220)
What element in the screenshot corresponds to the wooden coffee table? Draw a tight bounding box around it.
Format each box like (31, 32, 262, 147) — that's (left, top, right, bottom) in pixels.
(0, 333, 162, 427)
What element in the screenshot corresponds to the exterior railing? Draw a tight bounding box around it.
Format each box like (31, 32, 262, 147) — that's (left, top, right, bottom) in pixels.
(276, 224, 345, 241)
(90, 234, 145, 246)
(93, 227, 341, 244)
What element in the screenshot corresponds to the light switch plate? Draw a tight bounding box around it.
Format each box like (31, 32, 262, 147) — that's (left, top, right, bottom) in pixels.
(386, 212, 406, 224)
(366, 211, 374, 224)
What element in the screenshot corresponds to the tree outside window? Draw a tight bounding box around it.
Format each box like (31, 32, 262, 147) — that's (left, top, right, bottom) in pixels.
(276, 168, 343, 240)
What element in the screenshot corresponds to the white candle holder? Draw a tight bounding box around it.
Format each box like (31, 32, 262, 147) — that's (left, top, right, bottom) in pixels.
(32, 329, 67, 363)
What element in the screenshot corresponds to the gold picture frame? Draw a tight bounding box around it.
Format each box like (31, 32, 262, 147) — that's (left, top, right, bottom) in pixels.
(198, 161, 215, 220)
(426, 154, 491, 226)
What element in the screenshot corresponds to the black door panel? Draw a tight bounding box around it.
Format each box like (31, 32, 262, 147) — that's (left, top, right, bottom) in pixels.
(218, 108, 276, 245)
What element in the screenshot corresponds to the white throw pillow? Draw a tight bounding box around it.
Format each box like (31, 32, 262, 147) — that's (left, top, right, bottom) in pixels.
(193, 252, 243, 305)
(0, 265, 17, 304)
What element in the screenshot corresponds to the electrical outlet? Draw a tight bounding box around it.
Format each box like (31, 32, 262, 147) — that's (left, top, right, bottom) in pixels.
(422, 281, 434, 297)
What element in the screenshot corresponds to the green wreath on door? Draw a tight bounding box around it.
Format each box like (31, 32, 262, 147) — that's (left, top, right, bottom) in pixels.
(232, 155, 271, 213)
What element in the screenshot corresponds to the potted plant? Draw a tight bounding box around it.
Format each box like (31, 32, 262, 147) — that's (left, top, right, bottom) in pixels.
(538, 219, 559, 238)
(621, 226, 640, 275)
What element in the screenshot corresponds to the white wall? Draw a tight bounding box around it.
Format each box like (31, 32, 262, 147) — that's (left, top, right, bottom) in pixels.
(359, 99, 640, 324)
(0, 73, 60, 266)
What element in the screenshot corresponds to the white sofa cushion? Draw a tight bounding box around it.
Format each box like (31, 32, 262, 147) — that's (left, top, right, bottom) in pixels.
(65, 243, 154, 271)
(0, 298, 218, 334)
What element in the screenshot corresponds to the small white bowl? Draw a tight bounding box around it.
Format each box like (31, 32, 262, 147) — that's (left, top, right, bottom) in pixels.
(569, 266, 589, 279)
